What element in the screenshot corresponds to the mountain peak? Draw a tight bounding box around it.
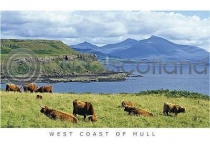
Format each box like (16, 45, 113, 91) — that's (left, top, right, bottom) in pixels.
(71, 41, 99, 50)
(120, 38, 138, 45)
(146, 35, 170, 43)
(81, 41, 91, 45)
(149, 35, 163, 40)
(121, 38, 138, 43)
(124, 38, 136, 41)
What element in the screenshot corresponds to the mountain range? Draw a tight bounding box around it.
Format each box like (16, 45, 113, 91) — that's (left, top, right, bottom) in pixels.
(71, 36, 209, 61)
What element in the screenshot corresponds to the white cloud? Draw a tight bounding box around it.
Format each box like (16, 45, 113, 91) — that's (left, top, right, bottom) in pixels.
(1, 11, 210, 51)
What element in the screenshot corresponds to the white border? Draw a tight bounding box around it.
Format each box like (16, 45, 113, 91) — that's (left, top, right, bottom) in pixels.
(0, 128, 210, 144)
(0, 0, 209, 144)
(0, 0, 210, 10)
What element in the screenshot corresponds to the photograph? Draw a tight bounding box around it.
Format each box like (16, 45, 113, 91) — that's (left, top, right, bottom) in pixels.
(0, 6, 209, 144)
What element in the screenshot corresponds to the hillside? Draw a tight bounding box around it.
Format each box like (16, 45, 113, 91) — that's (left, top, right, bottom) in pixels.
(1, 39, 78, 56)
(1, 39, 128, 83)
(1, 90, 209, 128)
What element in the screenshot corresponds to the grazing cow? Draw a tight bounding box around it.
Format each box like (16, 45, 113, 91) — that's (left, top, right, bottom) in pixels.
(36, 95, 43, 99)
(6, 83, 21, 92)
(121, 101, 136, 108)
(40, 106, 78, 123)
(163, 102, 185, 116)
(73, 99, 97, 122)
(124, 106, 153, 117)
(36, 85, 53, 93)
(23, 83, 38, 93)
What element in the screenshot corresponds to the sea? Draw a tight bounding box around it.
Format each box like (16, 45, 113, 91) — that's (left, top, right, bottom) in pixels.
(1, 62, 209, 95)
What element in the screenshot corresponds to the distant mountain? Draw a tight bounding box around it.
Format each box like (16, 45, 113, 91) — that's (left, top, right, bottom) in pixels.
(70, 36, 209, 61)
(71, 41, 99, 50)
(72, 48, 117, 60)
(71, 38, 138, 60)
(110, 36, 209, 61)
(71, 42, 117, 60)
(100, 38, 138, 53)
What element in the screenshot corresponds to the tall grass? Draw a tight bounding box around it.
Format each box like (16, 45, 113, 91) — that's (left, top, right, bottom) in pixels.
(1, 91, 209, 128)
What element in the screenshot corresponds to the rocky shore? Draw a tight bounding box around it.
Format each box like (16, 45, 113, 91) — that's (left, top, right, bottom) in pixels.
(1, 72, 129, 83)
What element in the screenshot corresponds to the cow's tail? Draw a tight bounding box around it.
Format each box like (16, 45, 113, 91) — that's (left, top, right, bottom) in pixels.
(149, 112, 154, 117)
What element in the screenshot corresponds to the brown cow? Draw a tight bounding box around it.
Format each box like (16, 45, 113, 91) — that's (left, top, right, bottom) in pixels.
(36, 85, 52, 93)
(73, 99, 97, 122)
(40, 106, 78, 123)
(23, 83, 38, 93)
(36, 95, 43, 99)
(6, 83, 21, 92)
(163, 102, 185, 116)
(124, 106, 153, 117)
(121, 101, 136, 108)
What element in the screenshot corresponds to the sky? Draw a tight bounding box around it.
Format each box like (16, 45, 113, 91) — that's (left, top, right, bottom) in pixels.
(1, 11, 210, 51)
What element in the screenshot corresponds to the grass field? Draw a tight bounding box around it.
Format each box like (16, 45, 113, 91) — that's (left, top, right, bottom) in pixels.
(1, 91, 209, 128)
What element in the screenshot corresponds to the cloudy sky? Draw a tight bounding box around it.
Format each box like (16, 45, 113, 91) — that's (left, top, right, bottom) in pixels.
(1, 11, 210, 51)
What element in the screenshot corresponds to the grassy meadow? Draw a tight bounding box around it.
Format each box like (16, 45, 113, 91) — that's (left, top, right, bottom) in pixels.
(1, 91, 209, 128)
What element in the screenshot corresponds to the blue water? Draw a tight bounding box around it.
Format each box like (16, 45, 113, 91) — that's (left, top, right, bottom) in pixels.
(1, 64, 209, 95)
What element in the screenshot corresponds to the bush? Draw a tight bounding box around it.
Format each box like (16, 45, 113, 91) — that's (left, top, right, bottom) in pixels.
(135, 89, 209, 100)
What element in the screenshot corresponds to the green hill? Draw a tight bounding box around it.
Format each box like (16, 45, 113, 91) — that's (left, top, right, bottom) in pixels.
(1, 39, 116, 82)
(1, 39, 78, 56)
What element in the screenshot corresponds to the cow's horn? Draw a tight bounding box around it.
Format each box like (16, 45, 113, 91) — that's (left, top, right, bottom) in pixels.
(39, 105, 44, 108)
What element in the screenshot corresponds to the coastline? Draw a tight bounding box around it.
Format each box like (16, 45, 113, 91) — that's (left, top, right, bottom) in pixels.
(1, 72, 129, 83)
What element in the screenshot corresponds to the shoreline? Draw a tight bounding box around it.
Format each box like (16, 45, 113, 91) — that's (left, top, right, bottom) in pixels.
(1, 72, 129, 83)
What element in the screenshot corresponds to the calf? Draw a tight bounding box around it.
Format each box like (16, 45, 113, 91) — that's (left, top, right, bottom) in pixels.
(124, 106, 153, 117)
(40, 106, 78, 123)
(163, 102, 185, 116)
(36, 95, 43, 99)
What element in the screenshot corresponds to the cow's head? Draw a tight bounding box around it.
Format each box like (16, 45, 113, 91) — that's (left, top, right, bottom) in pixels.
(178, 107, 186, 113)
(121, 101, 126, 107)
(35, 87, 41, 93)
(124, 106, 136, 112)
(35, 86, 39, 92)
(40, 106, 48, 113)
(17, 86, 22, 92)
(122, 101, 135, 108)
(88, 115, 97, 122)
